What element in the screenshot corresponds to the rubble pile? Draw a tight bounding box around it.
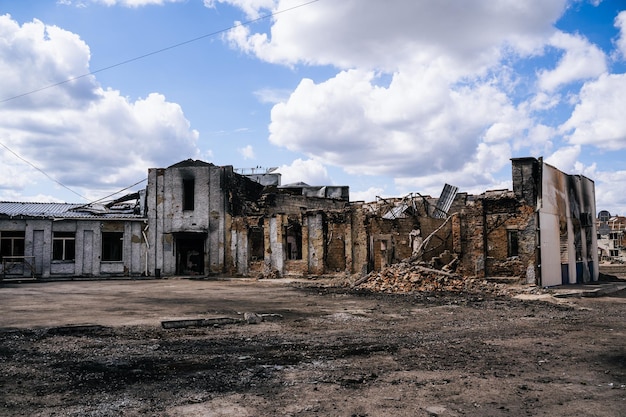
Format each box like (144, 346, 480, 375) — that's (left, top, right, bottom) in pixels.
(353, 261, 509, 295)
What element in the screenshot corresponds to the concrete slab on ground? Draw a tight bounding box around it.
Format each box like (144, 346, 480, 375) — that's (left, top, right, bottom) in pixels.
(549, 281, 626, 298)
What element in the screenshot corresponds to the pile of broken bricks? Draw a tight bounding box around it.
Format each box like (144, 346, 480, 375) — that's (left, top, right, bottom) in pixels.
(352, 261, 510, 295)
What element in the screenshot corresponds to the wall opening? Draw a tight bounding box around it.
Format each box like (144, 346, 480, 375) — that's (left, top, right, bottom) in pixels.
(507, 230, 519, 257)
(285, 222, 302, 260)
(176, 236, 204, 275)
(102, 232, 123, 261)
(249, 226, 264, 261)
(0, 231, 25, 260)
(53, 231, 75, 261)
(326, 233, 346, 271)
(183, 178, 195, 211)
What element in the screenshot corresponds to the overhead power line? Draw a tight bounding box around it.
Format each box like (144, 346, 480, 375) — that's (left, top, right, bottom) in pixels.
(0, 140, 148, 204)
(88, 177, 148, 205)
(0, 0, 319, 203)
(0, 0, 320, 203)
(0, 0, 320, 104)
(0, 140, 88, 201)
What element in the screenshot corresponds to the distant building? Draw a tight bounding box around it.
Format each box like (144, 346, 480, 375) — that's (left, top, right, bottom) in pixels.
(1, 157, 598, 286)
(596, 211, 626, 263)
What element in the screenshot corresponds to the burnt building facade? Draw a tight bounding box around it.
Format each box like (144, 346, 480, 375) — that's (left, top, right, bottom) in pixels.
(145, 160, 351, 278)
(511, 157, 598, 285)
(1, 157, 598, 286)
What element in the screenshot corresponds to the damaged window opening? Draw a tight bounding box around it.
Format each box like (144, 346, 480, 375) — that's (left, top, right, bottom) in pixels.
(53, 232, 75, 261)
(249, 226, 264, 261)
(507, 230, 519, 257)
(102, 232, 123, 262)
(183, 178, 195, 211)
(285, 222, 302, 260)
(0, 231, 25, 261)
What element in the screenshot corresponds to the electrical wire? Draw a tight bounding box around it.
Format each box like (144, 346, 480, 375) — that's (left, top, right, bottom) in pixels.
(0, 141, 89, 201)
(0, 0, 320, 104)
(0, 0, 320, 203)
(88, 177, 148, 205)
(0, 140, 147, 204)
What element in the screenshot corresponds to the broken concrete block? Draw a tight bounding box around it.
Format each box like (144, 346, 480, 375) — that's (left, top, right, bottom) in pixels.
(244, 312, 263, 324)
(424, 405, 447, 416)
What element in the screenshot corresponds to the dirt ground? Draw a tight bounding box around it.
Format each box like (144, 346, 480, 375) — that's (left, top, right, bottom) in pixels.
(0, 277, 625, 417)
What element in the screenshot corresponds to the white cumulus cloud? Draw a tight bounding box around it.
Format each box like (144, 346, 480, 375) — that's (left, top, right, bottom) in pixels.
(238, 145, 255, 160)
(350, 187, 387, 203)
(614, 10, 626, 60)
(537, 31, 607, 91)
(269, 67, 524, 179)
(220, 0, 580, 192)
(544, 145, 581, 173)
(560, 73, 626, 150)
(204, 0, 276, 19)
(64, 0, 185, 7)
(276, 158, 331, 186)
(223, 0, 565, 72)
(0, 15, 200, 201)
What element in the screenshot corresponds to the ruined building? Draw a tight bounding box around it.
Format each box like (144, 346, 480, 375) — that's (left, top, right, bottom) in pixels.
(461, 157, 598, 286)
(0, 157, 598, 286)
(596, 211, 626, 263)
(145, 159, 349, 278)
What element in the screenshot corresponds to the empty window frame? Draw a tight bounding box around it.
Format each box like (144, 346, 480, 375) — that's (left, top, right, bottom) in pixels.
(102, 232, 123, 261)
(53, 232, 75, 261)
(507, 230, 519, 257)
(0, 231, 25, 261)
(183, 178, 195, 211)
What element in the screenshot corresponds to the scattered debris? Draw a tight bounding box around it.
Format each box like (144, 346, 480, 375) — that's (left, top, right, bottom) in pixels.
(161, 313, 284, 329)
(352, 261, 510, 295)
(161, 317, 241, 329)
(244, 312, 263, 324)
(46, 324, 109, 335)
(259, 313, 284, 322)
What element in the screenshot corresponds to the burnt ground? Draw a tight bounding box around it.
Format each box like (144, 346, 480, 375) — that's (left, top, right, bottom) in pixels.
(0, 278, 625, 416)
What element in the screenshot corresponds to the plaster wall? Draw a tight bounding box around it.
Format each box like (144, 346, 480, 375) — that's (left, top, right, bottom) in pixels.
(147, 164, 229, 276)
(540, 162, 598, 285)
(0, 218, 145, 278)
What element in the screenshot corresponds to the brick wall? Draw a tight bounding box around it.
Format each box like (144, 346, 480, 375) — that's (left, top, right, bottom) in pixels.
(458, 194, 536, 280)
(350, 206, 369, 275)
(228, 187, 538, 280)
(326, 220, 347, 272)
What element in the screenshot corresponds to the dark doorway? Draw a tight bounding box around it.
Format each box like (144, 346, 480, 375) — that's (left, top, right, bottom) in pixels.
(176, 236, 205, 275)
(285, 221, 302, 260)
(249, 226, 265, 261)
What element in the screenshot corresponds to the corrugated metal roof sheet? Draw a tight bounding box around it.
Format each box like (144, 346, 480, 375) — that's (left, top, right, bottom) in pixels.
(383, 203, 412, 220)
(0, 202, 144, 219)
(433, 184, 459, 219)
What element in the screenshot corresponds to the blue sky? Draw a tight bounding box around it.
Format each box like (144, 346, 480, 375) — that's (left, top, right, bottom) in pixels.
(1, 0, 626, 215)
